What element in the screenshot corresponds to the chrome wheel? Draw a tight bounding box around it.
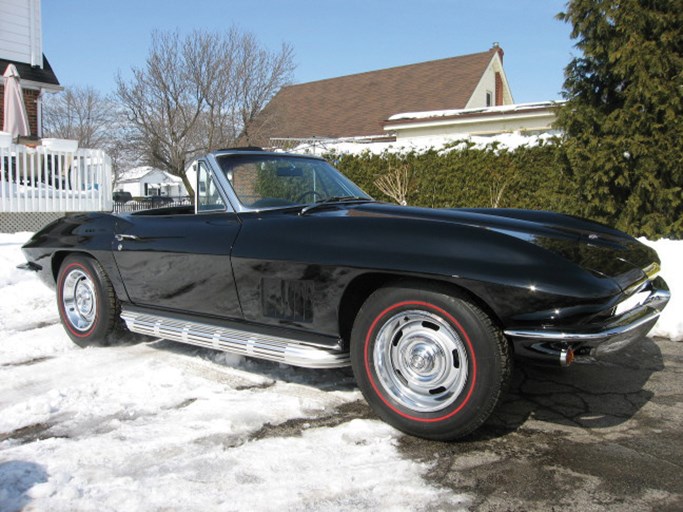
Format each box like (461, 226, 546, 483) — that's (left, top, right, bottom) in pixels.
(373, 309, 469, 413)
(61, 268, 97, 331)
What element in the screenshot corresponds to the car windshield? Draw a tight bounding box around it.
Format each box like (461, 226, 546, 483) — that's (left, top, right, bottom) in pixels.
(216, 154, 371, 209)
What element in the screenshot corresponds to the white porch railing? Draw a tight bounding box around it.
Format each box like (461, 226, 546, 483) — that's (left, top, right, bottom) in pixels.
(0, 142, 113, 213)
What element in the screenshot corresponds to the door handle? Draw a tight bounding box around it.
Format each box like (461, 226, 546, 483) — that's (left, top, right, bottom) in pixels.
(115, 234, 139, 242)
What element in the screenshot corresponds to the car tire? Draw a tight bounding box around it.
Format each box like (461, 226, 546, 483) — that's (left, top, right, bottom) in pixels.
(350, 282, 511, 441)
(56, 254, 122, 347)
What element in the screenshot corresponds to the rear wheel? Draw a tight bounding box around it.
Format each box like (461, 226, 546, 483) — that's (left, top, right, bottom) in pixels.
(56, 254, 122, 347)
(350, 283, 511, 440)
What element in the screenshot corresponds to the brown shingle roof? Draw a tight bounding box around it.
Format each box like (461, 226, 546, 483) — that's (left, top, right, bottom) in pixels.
(253, 49, 498, 143)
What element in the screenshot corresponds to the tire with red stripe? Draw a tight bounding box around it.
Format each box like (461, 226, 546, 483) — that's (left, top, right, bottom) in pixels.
(350, 282, 511, 440)
(56, 254, 121, 347)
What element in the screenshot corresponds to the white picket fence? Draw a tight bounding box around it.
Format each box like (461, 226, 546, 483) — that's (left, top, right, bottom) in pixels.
(0, 143, 112, 213)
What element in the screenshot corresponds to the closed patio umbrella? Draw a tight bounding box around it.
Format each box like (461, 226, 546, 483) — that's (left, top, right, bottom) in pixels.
(3, 64, 31, 139)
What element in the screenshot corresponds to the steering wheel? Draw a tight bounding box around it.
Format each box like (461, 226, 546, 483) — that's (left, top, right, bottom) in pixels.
(296, 190, 324, 203)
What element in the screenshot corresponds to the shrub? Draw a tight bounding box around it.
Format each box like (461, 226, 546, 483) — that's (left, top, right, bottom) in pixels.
(330, 139, 582, 217)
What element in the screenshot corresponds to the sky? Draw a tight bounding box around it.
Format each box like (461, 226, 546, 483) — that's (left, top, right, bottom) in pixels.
(42, 0, 576, 104)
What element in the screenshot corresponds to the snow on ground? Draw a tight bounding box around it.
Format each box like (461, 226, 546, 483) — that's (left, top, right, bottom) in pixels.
(0, 233, 466, 511)
(0, 232, 681, 511)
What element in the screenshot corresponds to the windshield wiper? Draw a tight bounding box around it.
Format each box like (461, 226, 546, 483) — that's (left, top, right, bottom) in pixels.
(299, 196, 371, 215)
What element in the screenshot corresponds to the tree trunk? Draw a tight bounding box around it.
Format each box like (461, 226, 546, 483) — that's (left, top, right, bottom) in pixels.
(181, 172, 195, 202)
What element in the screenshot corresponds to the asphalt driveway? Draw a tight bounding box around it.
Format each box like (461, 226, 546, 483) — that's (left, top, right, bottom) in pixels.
(396, 336, 683, 511)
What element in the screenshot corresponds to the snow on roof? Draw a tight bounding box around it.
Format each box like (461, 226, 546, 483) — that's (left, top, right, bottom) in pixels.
(386, 101, 565, 123)
(118, 166, 182, 183)
(288, 132, 559, 157)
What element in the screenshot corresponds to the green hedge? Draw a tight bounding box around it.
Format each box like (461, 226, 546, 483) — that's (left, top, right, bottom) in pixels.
(322, 137, 681, 239)
(329, 139, 582, 217)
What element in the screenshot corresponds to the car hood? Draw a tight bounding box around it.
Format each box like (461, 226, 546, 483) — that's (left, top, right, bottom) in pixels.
(347, 203, 657, 290)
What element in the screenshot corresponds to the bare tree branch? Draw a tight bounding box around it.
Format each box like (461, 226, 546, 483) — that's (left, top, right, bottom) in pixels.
(42, 86, 114, 149)
(116, 28, 295, 196)
(374, 164, 412, 206)
(42, 86, 138, 180)
(489, 180, 508, 208)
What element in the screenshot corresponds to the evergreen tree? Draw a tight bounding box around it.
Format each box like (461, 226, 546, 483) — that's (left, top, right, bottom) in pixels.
(556, 0, 683, 238)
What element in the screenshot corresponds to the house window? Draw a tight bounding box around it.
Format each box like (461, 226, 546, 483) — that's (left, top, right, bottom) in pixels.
(486, 91, 493, 107)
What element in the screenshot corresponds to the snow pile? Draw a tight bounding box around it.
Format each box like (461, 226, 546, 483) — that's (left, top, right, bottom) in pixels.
(0, 233, 466, 511)
(289, 132, 556, 157)
(644, 239, 683, 341)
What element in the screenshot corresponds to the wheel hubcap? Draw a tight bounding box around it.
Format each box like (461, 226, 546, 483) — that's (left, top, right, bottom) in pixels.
(373, 310, 469, 413)
(62, 268, 97, 331)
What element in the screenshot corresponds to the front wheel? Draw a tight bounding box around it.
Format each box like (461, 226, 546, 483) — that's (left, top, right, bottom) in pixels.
(56, 254, 122, 347)
(350, 283, 511, 441)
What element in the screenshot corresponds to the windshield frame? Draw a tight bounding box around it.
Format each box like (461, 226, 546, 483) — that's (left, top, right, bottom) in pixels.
(212, 152, 372, 212)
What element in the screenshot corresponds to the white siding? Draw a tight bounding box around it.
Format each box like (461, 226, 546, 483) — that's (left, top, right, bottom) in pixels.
(465, 53, 513, 109)
(117, 182, 144, 197)
(0, 0, 42, 66)
(116, 170, 187, 198)
(391, 110, 558, 140)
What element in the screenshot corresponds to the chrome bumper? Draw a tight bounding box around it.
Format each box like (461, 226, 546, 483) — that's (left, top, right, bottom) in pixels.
(504, 279, 670, 366)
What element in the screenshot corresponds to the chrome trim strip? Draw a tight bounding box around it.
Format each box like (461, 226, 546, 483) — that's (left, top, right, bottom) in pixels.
(120, 309, 350, 369)
(504, 289, 670, 342)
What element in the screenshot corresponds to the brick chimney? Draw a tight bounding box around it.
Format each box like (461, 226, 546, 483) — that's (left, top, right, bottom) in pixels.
(491, 42, 504, 64)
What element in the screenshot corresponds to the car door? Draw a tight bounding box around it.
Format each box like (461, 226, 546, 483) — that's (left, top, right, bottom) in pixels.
(112, 160, 243, 319)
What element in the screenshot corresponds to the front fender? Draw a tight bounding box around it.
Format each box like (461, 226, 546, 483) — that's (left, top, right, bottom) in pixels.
(233, 210, 621, 329)
(21, 213, 128, 301)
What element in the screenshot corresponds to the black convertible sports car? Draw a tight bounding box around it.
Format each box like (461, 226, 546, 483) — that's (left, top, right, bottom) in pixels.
(21, 148, 670, 440)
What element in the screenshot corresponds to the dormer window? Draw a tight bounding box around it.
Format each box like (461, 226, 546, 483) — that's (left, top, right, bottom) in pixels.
(486, 91, 493, 107)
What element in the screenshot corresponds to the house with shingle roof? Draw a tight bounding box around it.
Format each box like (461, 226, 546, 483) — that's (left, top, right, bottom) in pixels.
(247, 45, 513, 147)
